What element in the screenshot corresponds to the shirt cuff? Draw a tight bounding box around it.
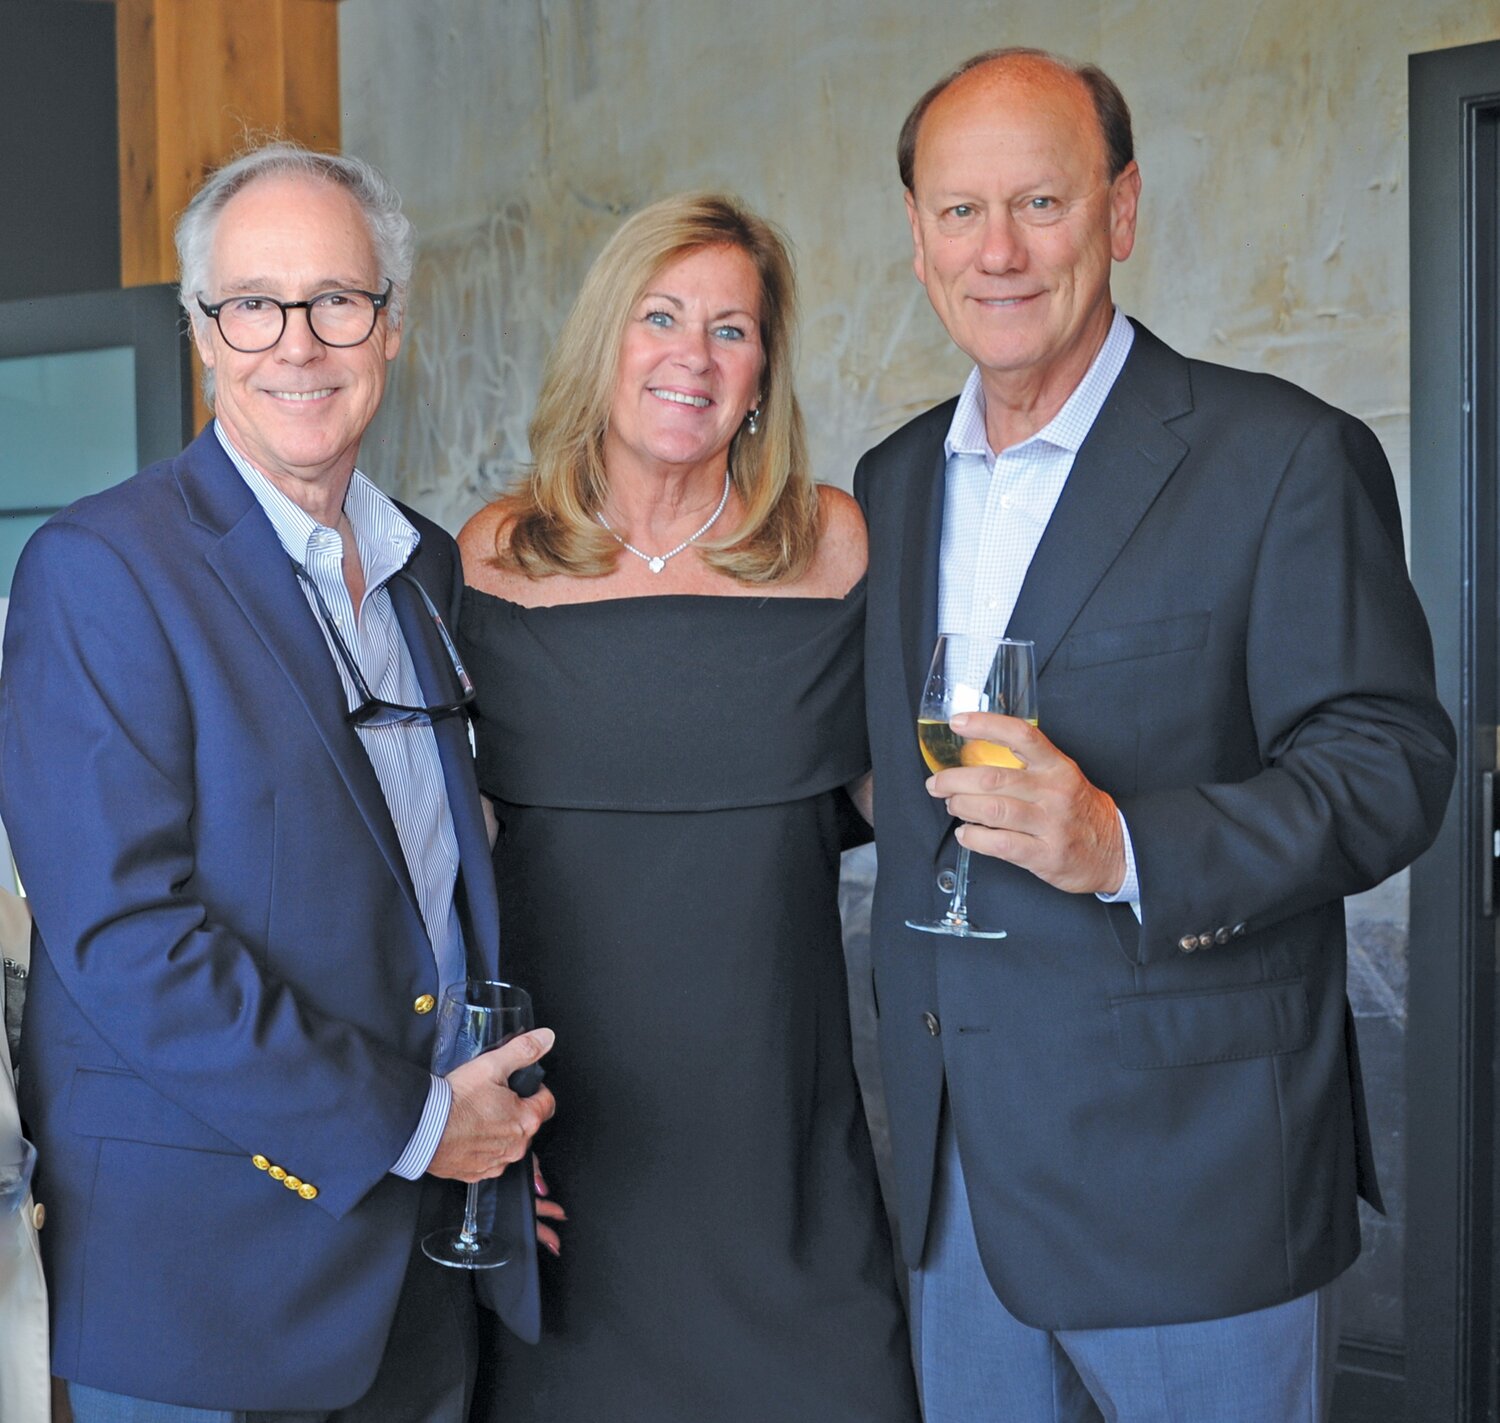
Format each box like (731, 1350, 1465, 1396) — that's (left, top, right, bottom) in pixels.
(1095, 809, 1141, 920)
(390, 1074, 452, 1179)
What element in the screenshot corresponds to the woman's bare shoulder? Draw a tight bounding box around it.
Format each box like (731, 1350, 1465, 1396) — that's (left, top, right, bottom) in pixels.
(458, 502, 525, 599)
(804, 484, 867, 596)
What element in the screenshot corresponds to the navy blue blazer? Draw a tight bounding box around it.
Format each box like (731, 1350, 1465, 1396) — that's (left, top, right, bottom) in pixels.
(1, 428, 537, 1409)
(855, 322, 1455, 1330)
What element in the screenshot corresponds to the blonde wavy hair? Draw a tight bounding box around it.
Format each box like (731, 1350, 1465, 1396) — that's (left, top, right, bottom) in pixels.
(495, 193, 820, 584)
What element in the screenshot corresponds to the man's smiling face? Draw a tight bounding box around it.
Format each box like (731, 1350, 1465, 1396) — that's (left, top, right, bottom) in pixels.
(195, 172, 400, 505)
(905, 57, 1139, 405)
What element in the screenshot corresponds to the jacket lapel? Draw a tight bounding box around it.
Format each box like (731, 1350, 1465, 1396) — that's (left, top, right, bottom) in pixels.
(896, 423, 958, 849)
(177, 432, 422, 920)
(900, 437, 950, 724)
(1005, 322, 1192, 674)
(388, 570, 500, 978)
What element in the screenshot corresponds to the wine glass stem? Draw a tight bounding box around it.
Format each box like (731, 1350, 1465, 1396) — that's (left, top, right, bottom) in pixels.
(456, 1183, 482, 1252)
(946, 842, 974, 927)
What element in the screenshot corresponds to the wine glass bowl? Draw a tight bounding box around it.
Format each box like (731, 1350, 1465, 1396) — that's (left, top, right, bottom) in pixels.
(422, 978, 534, 1270)
(907, 634, 1037, 939)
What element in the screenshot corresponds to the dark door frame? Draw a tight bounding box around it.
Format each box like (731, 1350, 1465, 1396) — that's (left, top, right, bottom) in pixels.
(1408, 37, 1500, 1423)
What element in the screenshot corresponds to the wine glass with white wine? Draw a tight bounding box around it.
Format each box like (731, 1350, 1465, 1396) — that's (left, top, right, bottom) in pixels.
(907, 634, 1038, 939)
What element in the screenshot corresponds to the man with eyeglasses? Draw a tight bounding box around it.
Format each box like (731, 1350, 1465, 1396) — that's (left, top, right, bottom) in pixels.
(0, 142, 555, 1422)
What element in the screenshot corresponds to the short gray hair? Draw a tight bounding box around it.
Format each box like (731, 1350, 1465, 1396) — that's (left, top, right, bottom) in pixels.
(176, 142, 416, 400)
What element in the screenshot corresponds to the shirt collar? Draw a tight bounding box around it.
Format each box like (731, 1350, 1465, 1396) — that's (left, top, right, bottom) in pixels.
(943, 307, 1136, 464)
(214, 422, 419, 585)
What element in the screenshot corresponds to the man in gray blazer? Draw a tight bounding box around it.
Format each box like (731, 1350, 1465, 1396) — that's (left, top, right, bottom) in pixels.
(855, 47, 1455, 1420)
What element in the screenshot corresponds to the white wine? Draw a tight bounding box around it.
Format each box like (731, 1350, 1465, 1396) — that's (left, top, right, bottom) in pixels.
(917, 718, 964, 773)
(916, 717, 1035, 773)
(907, 635, 1034, 941)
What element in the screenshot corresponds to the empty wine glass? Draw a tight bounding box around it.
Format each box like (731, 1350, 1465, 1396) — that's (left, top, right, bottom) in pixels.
(422, 978, 534, 1270)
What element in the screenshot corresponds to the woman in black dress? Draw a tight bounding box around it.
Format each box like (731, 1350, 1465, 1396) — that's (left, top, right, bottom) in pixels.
(458, 193, 917, 1422)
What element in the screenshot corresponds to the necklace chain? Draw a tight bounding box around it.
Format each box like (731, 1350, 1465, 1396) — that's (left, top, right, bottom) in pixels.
(596, 471, 732, 574)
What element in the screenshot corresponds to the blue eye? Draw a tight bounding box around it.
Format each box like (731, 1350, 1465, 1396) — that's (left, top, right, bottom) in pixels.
(645, 310, 673, 328)
(947, 204, 975, 219)
(713, 324, 745, 341)
(1026, 196, 1056, 211)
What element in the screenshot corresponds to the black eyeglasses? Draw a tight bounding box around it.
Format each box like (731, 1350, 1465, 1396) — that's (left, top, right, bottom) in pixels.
(199, 281, 393, 353)
(292, 562, 476, 727)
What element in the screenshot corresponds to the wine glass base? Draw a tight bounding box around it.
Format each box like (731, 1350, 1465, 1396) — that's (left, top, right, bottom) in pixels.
(905, 917, 1008, 940)
(421, 1226, 511, 1270)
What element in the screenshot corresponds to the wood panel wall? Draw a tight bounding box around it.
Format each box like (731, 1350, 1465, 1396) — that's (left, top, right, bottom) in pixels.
(113, 0, 341, 426)
(116, 0, 342, 289)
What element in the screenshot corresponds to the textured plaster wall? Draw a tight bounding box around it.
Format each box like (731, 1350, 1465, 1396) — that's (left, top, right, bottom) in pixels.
(340, 0, 1498, 1346)
(342, 0, 1497, 538)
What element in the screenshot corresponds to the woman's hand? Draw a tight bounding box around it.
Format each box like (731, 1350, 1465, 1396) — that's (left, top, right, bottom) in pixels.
(481, 793, 499, 850)
(534, 1156, 567, 1256)
(847, 771, 874, 826)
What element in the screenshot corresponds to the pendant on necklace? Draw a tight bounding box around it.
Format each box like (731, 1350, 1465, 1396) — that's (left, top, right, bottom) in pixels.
(647, 556, 666, 574)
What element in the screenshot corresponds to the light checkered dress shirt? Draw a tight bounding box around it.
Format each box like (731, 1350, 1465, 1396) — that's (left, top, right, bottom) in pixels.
(936, 308, 1140, 904)
(218, 424, 458, 1176)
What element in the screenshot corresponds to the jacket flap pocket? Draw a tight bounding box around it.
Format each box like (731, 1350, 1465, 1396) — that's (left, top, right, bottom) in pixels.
(69, 1067, 242, 1155)
(1111, 978, 1310, 1069)
(1063, 611, 1210, 670)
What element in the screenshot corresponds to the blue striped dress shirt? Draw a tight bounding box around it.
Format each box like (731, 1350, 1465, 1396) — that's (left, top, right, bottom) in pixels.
(217, 424, 456, 1177)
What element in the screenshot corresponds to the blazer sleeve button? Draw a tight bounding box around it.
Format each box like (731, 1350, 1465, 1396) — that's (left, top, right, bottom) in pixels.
(1214, 927, 1232, 945)
(414, 994, 436, 1015)
(298, 1183, 319, 1201)
(1178, 935, 1198, 953)
(283, 1175, 303, 1191)
(268, 1165, 287, 1182)
(1197, 932, 1215, 950)
(1231, 922, 1248, 938)
(251, 1155, 270, 1171)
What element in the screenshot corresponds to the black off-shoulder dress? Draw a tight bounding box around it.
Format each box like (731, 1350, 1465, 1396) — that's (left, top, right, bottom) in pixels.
(459, 582, 917, 1423)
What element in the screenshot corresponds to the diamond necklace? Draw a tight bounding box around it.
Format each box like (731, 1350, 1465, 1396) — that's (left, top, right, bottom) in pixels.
(596, 470, 732, 574)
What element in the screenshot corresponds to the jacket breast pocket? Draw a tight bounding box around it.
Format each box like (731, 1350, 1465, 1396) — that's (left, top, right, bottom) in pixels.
(1062, 611, 1210, 670)
(1110, 978, 1310, 1069)
(68, 1066, 243, 1155)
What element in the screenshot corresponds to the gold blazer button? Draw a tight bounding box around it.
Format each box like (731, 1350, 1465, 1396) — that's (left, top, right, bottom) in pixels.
(268, 1165, 287, 1181)
(298, 1183, 319, 1201)
(414, 994, 436, 1015)
(251, 1155, 270, 1171)
(283, 1175, 302, 1191)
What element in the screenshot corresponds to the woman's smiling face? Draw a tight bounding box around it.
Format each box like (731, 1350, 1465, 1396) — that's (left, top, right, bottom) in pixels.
(604, 243, 765, 484)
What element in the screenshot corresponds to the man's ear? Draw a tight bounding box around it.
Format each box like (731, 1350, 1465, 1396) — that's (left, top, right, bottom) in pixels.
(905, 190, 928, 286)
(192, 318, 217, 372)
(1109, 161, 1142, 264)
